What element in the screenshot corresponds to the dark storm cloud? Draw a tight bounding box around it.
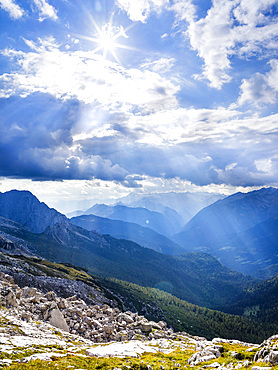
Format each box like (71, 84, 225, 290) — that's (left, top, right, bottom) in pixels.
(1, 92, 278, 188)
(0, 94, 128, 182)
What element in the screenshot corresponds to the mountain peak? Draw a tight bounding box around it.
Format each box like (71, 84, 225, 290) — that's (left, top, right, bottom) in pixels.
(0, 190, 67, 233)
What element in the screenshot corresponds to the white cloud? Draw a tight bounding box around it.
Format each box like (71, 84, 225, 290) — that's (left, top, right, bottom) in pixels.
(124, 106, 241, 145)
(0, 0, 24, 19)
(1, 34, 278, 188)
(238, 59, 278, 106)
(170, 0, 196, 24)
(140, 57, 176, 73)
(116, 0, 169, 22)
(33, 0, 58, 21)
(187, 0, 235, 89)
(172, 0, 278, 89)
(0, 38, 179, 112)
(117, 0, 278, 90)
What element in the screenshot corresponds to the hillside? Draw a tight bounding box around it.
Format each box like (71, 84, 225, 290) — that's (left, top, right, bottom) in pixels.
(98, 277, 278, 343)
(0, 252, 276, 343)
(224, 274, 278, 319)
(0, 217, 255, 310)
(173, 187, 278, 277)
(2, 271, 278, 369)
(70, 214, 185, 255)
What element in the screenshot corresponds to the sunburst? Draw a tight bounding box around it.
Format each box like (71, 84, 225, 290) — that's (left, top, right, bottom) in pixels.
(79, 13, 135, 64)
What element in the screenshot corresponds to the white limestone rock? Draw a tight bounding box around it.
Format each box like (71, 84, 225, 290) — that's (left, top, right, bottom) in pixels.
(263, 350, 278, 364)
(49, 308, 69, 332)
(85, 340, 159, 358)
(188, 345, 223, 366)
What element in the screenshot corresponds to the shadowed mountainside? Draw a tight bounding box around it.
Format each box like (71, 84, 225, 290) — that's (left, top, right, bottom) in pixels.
(70, 214, 186, 255)
(0, 190, 67, 233)
(173, 187, 278, 277)
(81, 204, 182, 237)
(0, 216, 254, 310)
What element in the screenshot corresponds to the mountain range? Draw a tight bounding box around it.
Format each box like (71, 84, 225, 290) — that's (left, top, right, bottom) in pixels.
(78, 203, 182, 237)
(0, 214, 254, 310)
(0, 187, 278, 338)
(116, 191, 225, 224)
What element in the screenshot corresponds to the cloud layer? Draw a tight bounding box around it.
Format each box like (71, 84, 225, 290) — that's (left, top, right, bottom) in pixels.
(0, 0, 277, 191)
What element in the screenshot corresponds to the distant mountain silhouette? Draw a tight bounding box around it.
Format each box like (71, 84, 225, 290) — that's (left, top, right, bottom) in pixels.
(173, 187, 278, 277)
(70, 214, 186, 255)
(117, 191, 225, 224)
(117, 199, 184, 227)
(82, 204, 182, 237)
(0, 190, 67, 233)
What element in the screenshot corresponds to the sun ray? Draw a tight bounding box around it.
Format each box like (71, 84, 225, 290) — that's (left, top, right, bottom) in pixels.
(76, 14, 137, 64)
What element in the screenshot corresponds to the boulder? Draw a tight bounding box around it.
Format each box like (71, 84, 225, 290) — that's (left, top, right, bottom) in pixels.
(21, 287, 38, 298)
(264, 351, 278, 364)
(57, 298, 67, 309)
(188, 345, 223, 366)
(49, 308, 69, 332)
(254, 348, 270, 362)
(139, 322, 153, 333)
(44, 291, 57, 301)
(103, 325, 114, 335)
(5, 291, 18, 307)
(118, 313, 134, 324)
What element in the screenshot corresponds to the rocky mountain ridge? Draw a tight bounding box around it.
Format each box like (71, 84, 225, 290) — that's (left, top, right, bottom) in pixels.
(0, 190, 67, 233)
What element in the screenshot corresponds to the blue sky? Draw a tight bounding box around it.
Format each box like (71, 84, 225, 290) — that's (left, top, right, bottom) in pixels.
(0, 0, 278, 210)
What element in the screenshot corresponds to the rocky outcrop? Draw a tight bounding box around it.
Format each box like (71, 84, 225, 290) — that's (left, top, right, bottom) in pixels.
(0, 252, 116, 307)
(188, 343, 223, 366)
(0, 233, 31, 256)
(254, 334, 278, 364)
(0, 273, 172, 343)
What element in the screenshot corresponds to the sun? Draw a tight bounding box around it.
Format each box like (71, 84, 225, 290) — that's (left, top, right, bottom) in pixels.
(98, 25, 117, 53)
(92, 23, 128, 62)
(80, 13, 134, 64)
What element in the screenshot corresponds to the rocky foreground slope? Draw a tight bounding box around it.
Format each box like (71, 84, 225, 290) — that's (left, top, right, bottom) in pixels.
(0, 273, 277, 369)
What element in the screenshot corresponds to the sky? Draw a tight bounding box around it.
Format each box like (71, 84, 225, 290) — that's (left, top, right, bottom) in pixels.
(0, 0, 278, 212)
